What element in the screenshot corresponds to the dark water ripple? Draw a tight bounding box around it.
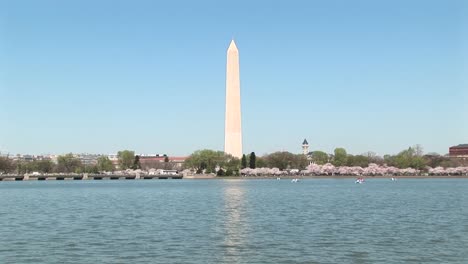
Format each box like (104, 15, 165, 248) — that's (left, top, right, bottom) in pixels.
(0, 179, 467, 263)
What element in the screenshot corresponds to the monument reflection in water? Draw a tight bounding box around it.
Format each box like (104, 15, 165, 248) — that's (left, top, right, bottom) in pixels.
(221, 180, 248, 262)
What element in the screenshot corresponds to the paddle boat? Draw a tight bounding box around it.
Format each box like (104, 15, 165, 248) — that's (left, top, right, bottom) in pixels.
(355, 178, 365, 184)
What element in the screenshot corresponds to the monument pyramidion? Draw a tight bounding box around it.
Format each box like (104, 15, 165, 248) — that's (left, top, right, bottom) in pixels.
(224, 40, 243, 159)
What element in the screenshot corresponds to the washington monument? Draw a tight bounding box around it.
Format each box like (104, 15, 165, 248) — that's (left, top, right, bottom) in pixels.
(224, 40, 243, 159)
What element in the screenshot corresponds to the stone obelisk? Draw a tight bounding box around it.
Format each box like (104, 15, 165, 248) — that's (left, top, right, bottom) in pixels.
(224, 40, 242, 159)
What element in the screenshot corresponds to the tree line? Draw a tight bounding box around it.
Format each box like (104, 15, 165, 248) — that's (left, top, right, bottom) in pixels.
(183, 150, 308, 175)
(0, 150, 143, 174)
(310, 145, 464, 170)
(2, 145, 464, 175)
(183, 145, 466, 176)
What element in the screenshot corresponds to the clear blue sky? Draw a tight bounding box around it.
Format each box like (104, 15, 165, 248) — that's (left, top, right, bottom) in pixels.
(1, 0, 467, 156)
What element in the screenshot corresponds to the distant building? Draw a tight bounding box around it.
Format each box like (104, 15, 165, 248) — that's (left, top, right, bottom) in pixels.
(8, 154, 34, 162)
(76, 154, 100, 166)
(139, 154, 166, 158)
(108, 154, 119, 167)
(35, 155, 51, 161)
(49, 155, 59, 164)
(107, 153, 181, 169)
(302, 139, 315, 165)
(21, 155, 34, 162)
(139, 156, 187, 169)
(302, 139, 309, 155)
(2, 154, 53, 163)
(108, 154, 118, 160)
(449, 144, 468, 158)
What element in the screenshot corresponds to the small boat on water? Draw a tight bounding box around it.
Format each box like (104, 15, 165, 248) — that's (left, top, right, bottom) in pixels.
(355, 178, 365, 184)
(291, 178, 299, 183)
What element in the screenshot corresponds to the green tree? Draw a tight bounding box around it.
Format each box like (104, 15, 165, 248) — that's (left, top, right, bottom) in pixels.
(414, 144, 424, 157)
(197, 161, 207, 174)
(241, 154, 247, 169)
(225, 157, 241, 175)
(184, 149, 226, 173)
(263, 151, 307, 170)
(184, 149, 240, 175)
(256, 156, 267, 168)
(97, 156, 114, 172)
(35, 160, 55, 173)
(332, 148, 347, 166)
(346, 155, 369, 167)
(365, 151, 383, 165)
(394, 147, 414, 168)
(9, 161, 27, 174)
(83, 165, 99, 174)
(0, 157, 14, 174)
(384, 154, 395, 166)
(249, 152, 256, 169)
(225, 168, 233, 176)
(386, 146, 427, 170)
(118, 150, 135, 170)
(310, 151, 329, 165)
(411, 156, 427, 170)
(163, 156, 170, 169)
(56, 154, 82, 173)
(132, 155, 141, 170)
(292, 154, 309, 170)
(15, 161, 26, 174)
(264, 152, 290, 170)
(216, 168, 225, 176)
(423, 153, 449, 168)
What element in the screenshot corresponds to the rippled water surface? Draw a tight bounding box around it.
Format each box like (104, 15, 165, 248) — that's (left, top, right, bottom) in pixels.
(1, 179, 467, 263)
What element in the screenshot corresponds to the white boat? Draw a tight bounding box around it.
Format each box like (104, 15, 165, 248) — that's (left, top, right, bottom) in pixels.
(355, 178, 364, 184)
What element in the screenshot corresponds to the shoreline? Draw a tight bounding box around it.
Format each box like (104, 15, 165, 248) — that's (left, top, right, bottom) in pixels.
(1, 174, 467, 182)
(189, 175, 468, 179)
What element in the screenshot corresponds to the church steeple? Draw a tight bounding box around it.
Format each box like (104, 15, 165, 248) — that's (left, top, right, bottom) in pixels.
(302, 139, 309, 155)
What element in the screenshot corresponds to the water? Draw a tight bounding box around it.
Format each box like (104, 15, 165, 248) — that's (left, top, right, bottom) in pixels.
(0, 179, 467, 263)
